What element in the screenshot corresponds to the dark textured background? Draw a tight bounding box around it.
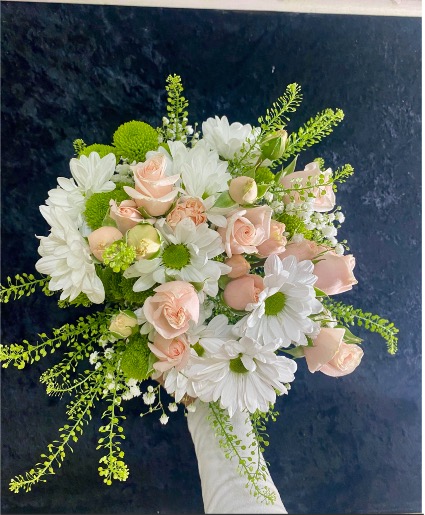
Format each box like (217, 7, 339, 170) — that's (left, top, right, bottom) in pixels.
(0, 3, 421, 514)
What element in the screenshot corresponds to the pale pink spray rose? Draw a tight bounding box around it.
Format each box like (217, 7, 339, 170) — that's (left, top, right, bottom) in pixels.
(257, 220, 287, 257)
(223, 274, 264, 311)
(218, 206, 272, 257)
(280, 241, 357, 295)
(225, 255, 251, 279)
(87, 226, 123, 262)
(304, 327, 363, 377)
(109, 199, 144, 233)
(280, 161, 336, 212)
(166, 197, 207, 228)
(228, 176, 258, 205)
(124, 154, 179, 216)
(143, 281, 200, 339)
(148, 333, 191, 373)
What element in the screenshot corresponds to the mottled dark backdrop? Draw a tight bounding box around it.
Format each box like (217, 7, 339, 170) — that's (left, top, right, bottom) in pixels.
(1, 3, 421, 514)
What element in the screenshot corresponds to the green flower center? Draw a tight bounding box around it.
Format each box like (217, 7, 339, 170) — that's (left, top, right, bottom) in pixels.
(264, 291, 286, 316)
(192, 342, 205, 357)
(162, 244, 191, 270)
(229, 355, 249, 374)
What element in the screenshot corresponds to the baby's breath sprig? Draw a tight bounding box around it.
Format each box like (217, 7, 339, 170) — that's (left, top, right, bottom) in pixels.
(0, 273, 51, 303)
(323, 299, 399, 355)
(208, 402, 277, 505)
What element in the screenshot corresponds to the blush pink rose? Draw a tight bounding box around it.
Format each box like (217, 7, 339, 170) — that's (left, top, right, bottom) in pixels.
(304, 327, 363, 377)
(223, 274, 264, 311)
(109, 199, 144, 233)
(218, 206, 272, 257)
(148, 333, 190, 373)
(143, 281, 199, 339)
(257, 220, 287, 257)
(87, 226, 123, 262)
(280, 161, 336, 212)
(123, 154, 179, 216)
(225, 255, 251, 279)
(166, 197, 207, 228)
(280, 241, 357, 295)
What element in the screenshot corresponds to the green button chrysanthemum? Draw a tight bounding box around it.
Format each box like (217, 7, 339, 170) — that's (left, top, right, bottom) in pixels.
(113, 120, 159, 163)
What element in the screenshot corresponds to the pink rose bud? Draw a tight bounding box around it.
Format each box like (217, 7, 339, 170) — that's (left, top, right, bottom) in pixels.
(319, 342, 364, 377)
(280, 161, 336, 212)
(109, 199, 143, 234)
(88, 226, 123, 262)
(223, 274, 264, 311)
(225, 255, 251, 279)
(257, 220, 287, 257)
(304, 328, 364, 377)
(166, 197, 207, 227)
(315, 252, 357, 295)
(279, 240, 319, 262)
(123, 153, 179, 216)
(143, 281, 199, 339)
(148, 333, 191, 373)
(228, 176, 258, 205)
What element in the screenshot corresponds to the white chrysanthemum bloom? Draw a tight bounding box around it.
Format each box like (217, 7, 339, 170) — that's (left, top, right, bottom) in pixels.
(124, 218, 231, 297)
(35, 206, 105, 303)
(186, 314, 234, 355)
(236, 255, 323, 348)
(46, 152, 116, 226)
(202, 116, 261, 161)
(189, 337, 297, 417)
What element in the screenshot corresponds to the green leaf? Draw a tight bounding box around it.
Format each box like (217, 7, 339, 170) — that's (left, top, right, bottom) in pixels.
(275, 155, 298, 183)
(256, 184, 270, 199)
(282, 347, 305, 359)
(213, 191, 237, 209)
(314, 287, 328, 298)
(336, 325, 363, 344)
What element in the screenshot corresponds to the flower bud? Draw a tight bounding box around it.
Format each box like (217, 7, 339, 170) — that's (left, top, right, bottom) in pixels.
(228, 176, 258, 205)
(126, 223, 161, 260)
(88, 226, 123, 262)
(260, 129, 288, 161)
(223, 275, 264, 311)
(109, 310, 138, 339)
(225, 255, 251, 279)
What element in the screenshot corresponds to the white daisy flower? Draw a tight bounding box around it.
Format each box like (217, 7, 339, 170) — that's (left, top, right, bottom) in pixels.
(202, 116, 261, 161)
(35, 206, 105, 303)
(236, 254, 323, 347)
(46, 152, 116, 227)
(124, 218, 230, 297)
(187, 314, 234, 355)
(189, 337, 297, 417)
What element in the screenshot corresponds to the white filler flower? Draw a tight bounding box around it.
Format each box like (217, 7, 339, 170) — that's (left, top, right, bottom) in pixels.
(35, 206, 105, 303)
(237, 254, 323, 347)
(189, 337, 297, 417)
(202, 115, 261, 161)
(124, 218, 230, 297)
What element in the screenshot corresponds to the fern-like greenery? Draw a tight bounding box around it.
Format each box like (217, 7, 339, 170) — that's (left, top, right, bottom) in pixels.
(0, 310, 112, 370)
(323, 299, 399, 354)
(0, 273, 51, 303)
(9, 368, 104, 493)
(208, 402, 277, 505)
(258, 83, 302, 134)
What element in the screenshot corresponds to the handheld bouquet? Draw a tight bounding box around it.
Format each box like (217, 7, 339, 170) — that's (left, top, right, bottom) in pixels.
(1, 75, 398, 503)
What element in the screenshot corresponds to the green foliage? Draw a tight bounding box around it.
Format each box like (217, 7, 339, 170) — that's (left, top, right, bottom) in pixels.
(9, 370, 104, 493)
(113, 120, 158, 163)
(0, 273, 50, 303)
(0, 311, 112, 370)
(97, 266, 154, 307)
(97, 384, 129, 485)
(323, 299, 399, 354)
(73, 139, 86, 156)
(258, 83, 302, 134)
(255, 167, 275, 185)
(275, 212, 313, 240)
(162, 74, 189, 141)
(119, 277, 154, 306)
(103, 241, 136, 273)
(57, 292, 92, 309)
(84, 184, 129, 231)
(119, 334, 152, 381)
(208, 402, 277, 505)
(275, 108, 345, 166)
(79, 144, 120, 162)
(333, 164, 354, 184)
